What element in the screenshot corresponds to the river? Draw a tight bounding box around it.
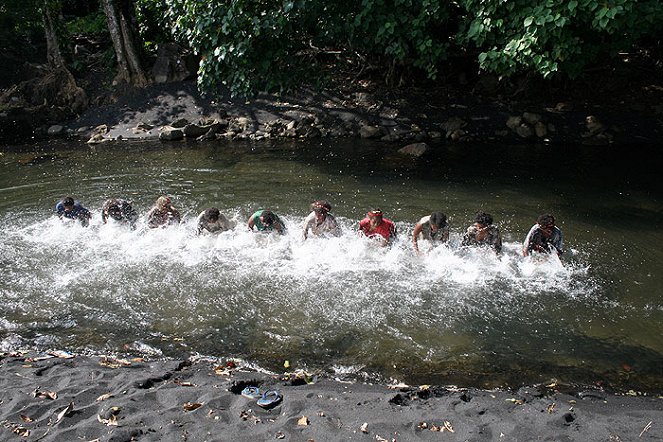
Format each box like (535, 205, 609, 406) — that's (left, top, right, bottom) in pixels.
(1, 139, 662, 392)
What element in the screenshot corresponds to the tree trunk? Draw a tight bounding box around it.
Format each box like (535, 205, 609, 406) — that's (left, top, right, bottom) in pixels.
(101, 0, 148, 87)
(42, 1, 65, 69)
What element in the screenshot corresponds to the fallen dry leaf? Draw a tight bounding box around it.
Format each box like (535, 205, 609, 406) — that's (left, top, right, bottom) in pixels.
(174, 379, 196, 387)
(20, 415, 33, 423)
(99, 357, 132, 369)
(33, 388, 58, 400)
(443, 421, 455, 433)
(55, 402, 74, 424)
(297, 416, 310, 426)
(360, 422, 369, 433)
(375, 436, 389, 442)
(276, 431, 285, 439)
(97, 414, 118, 426)
(547, 402, 557, 414)
(317, 410, 325, 417)
(12, 426, 29, 437)
(183, 402, 203, 412)
(430, 424, 442, 432)
(417, 422, 428, 429)
(96, 393, 114, 402)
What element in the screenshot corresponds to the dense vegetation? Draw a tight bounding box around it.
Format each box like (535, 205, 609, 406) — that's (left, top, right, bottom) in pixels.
(2, 0, 662, 97)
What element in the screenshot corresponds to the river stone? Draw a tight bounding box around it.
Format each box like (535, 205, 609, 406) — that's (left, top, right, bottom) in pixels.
(535, 121, 547, 138)
(522, 112, 542, 125)
(515, 124, 533, 138)
(398, 142, 429, 157)
(47, 125, 65, 136)
(359, 125, 382, 139)
(170, 118, 189, 128)
(506, 116, 522, 130)
(183, 124, 209, 138)
(159, 128, 184, 141)
(87, 133, 111, 144)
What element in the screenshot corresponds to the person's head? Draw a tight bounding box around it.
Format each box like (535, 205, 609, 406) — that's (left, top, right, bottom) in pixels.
(367, 208, 383, 227)
(106, 199, 123, 220)
(260, 210, 276, 227)
(474, 211, 493, 228)
(312, 200, 332, 221)
(537, 213, 556, 233)
(203, 207, 220, 222)
(156, 196, 172, 211)
(429, 212, 448, 232)
(62, 197, 75, 212)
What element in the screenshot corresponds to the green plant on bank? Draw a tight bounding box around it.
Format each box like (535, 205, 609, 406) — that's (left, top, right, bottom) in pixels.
(156, 0, 455, 97)
(458, 0, 663, 78)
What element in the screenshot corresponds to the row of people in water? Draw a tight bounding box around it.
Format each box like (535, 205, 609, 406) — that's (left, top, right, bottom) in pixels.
(54, 196, 563, 257)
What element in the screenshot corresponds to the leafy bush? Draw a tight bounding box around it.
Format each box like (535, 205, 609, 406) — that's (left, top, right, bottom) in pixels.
(458, 0, 663, 78)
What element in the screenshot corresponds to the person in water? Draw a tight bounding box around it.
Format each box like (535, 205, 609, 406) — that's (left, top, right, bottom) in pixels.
(462, 211, 502, 253)
(358, 208, 397, 246)
(55, 196, 91, 227)
(302, 200, 341, 240)
(102, 198, 138, 229)
(247, 209, 286, 234)
(197, 207, 233, 234)
(146, 196, 181, 228)
(412, 211, 449, 254)
(522, 213, 564, 257)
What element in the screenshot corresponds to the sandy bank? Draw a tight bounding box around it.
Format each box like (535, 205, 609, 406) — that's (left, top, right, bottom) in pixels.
(1, 351, 660, 441)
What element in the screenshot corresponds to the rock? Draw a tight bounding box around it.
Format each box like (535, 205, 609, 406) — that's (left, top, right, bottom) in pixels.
(534, 121, 547, 138)
(183, 124, 210, 138)
(506, 116, 522, 130)
(398, 142, 429, 157)
(429, 131, 443, 139)
(87, 133, 111, 145)
(170, 118, 189, 128)
(359, 125, 382, 139)
(585, 115, 605, 134)
(47, 124, 65, 136)
(159, 128, 184, 141)
(286, 120, 296, 130)
(440, 117, 465, 133)
(449, 129, 466, 141)
(515, 124, 533, 138)
(522, 112, 542, 125)
(93, 124, 109, 134)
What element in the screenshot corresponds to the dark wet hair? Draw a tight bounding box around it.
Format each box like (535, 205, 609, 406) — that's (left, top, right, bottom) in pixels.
(63, 197, 75, 207)
(537, 213, 555, 227)
(203, 207, 220, 221)
(106, 199, 122, 220)
(474, 211, 493, 226)
(311, 200, 332, 213)
(261, 210, 276, 226)
(430, 212, 448, 228)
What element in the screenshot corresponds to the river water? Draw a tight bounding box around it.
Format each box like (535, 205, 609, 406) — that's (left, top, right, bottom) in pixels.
(1, 139, 662, 392)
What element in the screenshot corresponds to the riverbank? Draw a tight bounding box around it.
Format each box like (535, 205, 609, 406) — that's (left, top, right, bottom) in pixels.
(1, 351, 660, 441)
(3, 65, 663, 148)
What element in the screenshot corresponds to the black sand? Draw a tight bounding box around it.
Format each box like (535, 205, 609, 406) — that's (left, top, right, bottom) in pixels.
(1, 352, 660, 441)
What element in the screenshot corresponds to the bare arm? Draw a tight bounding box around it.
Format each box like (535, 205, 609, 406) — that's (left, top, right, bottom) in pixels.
(412, 222, 423, 253)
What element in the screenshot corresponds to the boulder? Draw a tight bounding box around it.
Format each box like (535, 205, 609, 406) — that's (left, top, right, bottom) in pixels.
(515, 124, 533, 138)
(159, 128, 184, 141)
(398, 142, 429, 157)
(506, 116, 522, 130)
(47, 125, 65, 136)
(534, 121, 547, 138)
(522, 112, 542, 125)
(359, 125, 382, 139)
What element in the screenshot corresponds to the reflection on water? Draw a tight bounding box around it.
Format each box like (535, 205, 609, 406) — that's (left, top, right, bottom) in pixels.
(1, 140, 662, 392)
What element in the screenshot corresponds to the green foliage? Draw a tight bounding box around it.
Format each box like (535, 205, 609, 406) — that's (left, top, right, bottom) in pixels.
(65, 12, 108, 37)
(0, 0, 43, 56)
(458, 0, 663, 78)
(157, 0, 454, 97)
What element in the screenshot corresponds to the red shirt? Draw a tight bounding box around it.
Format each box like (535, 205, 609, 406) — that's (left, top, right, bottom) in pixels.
(359, 217, 396, 241)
